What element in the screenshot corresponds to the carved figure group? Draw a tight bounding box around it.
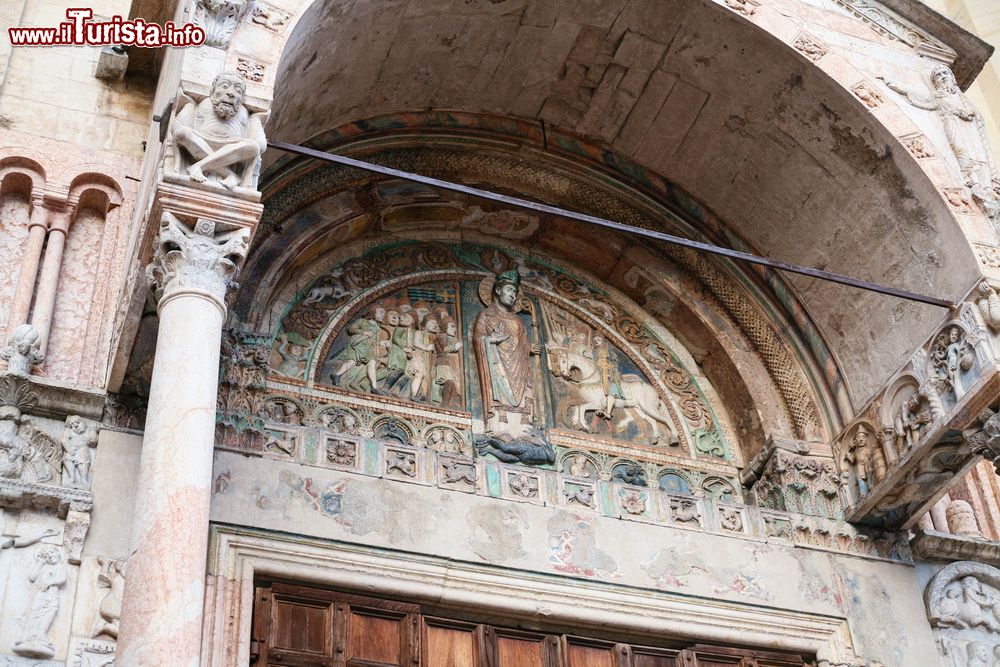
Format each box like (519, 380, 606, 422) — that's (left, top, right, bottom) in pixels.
(168, 72, 267, 194)
(330, 297, 463, 408)
(546, 328, 678, 445)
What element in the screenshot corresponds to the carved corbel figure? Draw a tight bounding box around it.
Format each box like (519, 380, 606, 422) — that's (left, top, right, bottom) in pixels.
(164, 73, 268, 196)
(1, 324, 44, 376)
(963, 407, 1000, 473)
(976, 281, 1000, 333)
(880, 65, 1000, 221)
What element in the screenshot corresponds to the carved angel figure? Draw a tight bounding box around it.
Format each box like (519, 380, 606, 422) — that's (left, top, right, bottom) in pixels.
(166, 72, 267, 194)
(61, 415, 96, 488)
(13, 545, 67, 659)
(881, 65, 1000, 218)
(1, 324, 43, 376)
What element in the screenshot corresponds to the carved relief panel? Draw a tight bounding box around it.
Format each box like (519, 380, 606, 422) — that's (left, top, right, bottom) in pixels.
(259, 241, 732, 480)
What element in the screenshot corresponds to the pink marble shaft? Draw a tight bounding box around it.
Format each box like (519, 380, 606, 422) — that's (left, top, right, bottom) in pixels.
(9, 203, 49, 335)
(30, 216, 67, 354)
(116, 289, 225, 667)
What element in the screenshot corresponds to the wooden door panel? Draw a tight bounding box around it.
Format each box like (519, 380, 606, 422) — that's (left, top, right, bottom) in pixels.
(495, 634, 547, 667)
(344, 607, 411, 666)
(422, 618, 482, 667)
(632, 647, 680, 667)
(564, 638, 620, 667)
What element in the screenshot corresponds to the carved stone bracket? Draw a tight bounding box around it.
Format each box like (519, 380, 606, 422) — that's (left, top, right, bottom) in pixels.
(834, 303, 1000, 529)
(743, 436, 844, 520)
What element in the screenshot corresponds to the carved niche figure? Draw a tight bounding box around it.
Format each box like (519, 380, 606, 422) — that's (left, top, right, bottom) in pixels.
(838, 426, 880, 503)
(1, 324, 44, 376)
(167, 73, 267, 194)
(475, 271, 538, 436)
(882, 65, 1000, 219)
(544, 313, 678, 446)
(13, 545, 67, 658)
(472, 271, 555, 465)
(92, 556, 126, 640)
(61, 415, 97, 488)
(895, 389, 933, 451)
(932, 326, 975, 400)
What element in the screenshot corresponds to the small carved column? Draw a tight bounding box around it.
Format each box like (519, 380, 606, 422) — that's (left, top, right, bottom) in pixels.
(8, 194, 52, 335)
(116, 212, 249, 667)
(29, 204, 73, 354)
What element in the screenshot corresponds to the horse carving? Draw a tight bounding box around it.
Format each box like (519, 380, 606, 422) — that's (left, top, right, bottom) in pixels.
(545, 344, 679, 446)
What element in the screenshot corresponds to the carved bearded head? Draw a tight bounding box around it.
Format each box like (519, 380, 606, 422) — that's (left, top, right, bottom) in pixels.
(931, 65, 959, 95)
(210, 73, 246, 119)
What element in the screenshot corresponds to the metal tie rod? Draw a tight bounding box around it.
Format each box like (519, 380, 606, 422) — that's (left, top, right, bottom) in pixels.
(267, 139, 954, 309)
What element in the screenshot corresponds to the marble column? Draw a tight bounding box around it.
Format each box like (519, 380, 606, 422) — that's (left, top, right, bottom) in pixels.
(8, 197, 51, 335)
(116, 212, 249, 667)
(30, 207, 71, 354)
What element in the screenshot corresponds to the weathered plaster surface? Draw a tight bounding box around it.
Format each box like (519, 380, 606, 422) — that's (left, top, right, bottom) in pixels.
(211, 449, 937, 663)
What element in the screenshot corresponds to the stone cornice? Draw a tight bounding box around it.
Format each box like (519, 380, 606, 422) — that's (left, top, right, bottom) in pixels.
(910, 528, 1000, 566)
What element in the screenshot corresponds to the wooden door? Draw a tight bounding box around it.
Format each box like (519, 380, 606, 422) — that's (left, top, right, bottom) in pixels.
(251, 583, 808, 667)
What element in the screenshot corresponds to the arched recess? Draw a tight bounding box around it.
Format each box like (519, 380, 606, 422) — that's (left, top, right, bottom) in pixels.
(186, 0, 991, 420)
(232, 112, 849, 471)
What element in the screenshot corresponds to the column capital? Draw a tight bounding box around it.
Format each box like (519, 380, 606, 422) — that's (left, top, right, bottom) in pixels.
(146, 212, 250, 314)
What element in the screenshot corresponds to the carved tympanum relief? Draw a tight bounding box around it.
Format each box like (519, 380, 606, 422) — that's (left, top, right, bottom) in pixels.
(264, 242, 730, 475)
(882, 65, 1000, 221)
(163, 73, 267, 197)
(927, 562, 1000, 665)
